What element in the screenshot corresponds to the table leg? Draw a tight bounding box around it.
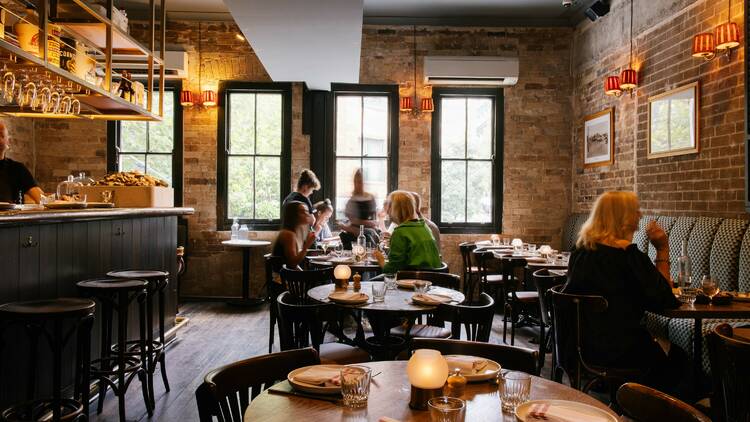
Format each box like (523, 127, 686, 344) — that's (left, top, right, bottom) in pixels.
(364, 311, 406, 360)
(227, 248, 266, 306)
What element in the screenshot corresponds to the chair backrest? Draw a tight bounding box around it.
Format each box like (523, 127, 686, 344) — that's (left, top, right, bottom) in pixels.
(276, 291, 331, 351)
(708, 324, 750, 422)
(458, 242, 476, 274)
(264, 254, 286, 286)
(396, 270, 460, 290)
(549, 285, 608, 389)
(501, 256, 528, 292)
(195, 347, 320, 422)
(447, 292, 495, 342)
(532, 269, 566, 326)
(279, 265, 333, 303)
(473, 250, 499, 281)
(410, 338, 538, 375)
(616, 383, 711, 422)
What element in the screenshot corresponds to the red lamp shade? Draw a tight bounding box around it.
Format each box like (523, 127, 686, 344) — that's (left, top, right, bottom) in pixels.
(692, 33, 715, 58)
(420, 97, 434, 113)
(201, 90, 217, 107)
(715, 22, 740, 50)
(400, 96, 413, 112)
(179, 90, 194, 107)
(619, 68, 638, 90)
(604, 76, 622, 96)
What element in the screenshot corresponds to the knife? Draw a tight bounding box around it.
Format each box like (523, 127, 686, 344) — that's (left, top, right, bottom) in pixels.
(267, 388, 342, 404)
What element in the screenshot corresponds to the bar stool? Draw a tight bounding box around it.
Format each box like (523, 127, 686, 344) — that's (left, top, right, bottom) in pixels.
(77, 277, 152, 422)
(0, 298, 95, 422)
(107, 270, 171, 409)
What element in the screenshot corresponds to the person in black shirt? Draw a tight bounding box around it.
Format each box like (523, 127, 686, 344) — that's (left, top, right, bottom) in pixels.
(0, 122, 43, 204)
(563, 191, 689, 398)
(282, 169, 320, 215)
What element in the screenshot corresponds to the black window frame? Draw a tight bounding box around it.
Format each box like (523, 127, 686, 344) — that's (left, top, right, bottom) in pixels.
(430, 86, 504, 234)
(326, 83, 399, 222)
(107, 80, 184, 206)
(216, 81, 293, 231)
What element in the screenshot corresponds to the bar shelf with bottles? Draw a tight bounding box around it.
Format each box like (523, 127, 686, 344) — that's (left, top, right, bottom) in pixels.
(0, 0, 165, 120)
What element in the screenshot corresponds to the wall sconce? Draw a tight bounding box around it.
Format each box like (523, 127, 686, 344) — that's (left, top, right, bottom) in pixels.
(692, 0, 740, 61)
(604, 76, 622, 97)
(201, 90, 217, 107)
(180, 90, 194, 107)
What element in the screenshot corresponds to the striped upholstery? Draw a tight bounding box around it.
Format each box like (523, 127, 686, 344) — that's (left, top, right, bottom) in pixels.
(686, 217, 722, 288)
(633, 215, 657, 254)
(668, 318, 750, 376)
(666, 217, 697, 282)
(709, 219, 749, 291)
(561, 213, 587, 251)
(644, 311, 671, 340)
(651, 216, 677, 261)
(739, 228, 750, 292)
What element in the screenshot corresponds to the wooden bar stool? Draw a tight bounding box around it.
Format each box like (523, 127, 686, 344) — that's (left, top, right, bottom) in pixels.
(106, 270, 171, 410)
(0, 298, 95, 422)
(77, 277, 152, 422)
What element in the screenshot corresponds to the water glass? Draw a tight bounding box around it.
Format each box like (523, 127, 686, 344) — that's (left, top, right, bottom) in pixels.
(527, 244, 537, 254)
(678, 288, 699, 305)
(498, 371, 531, 413)
(491, 234, 500, 247)
(340, 366, 371, 408)
(414, 280, 429, 294)
(384, 273, 397, 290)
(502, 237, 511, 246)
(428, 396, 466, 422)
(371, 281, 386, 302)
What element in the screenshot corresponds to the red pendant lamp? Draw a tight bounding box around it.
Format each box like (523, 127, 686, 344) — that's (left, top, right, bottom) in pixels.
(715, 22, 740, 49)
(620, 0, 637, 93)
(692, 0, 740, 61)
(605, 76, 622, 96)
(420, 97, 434, 113)
(399, 95, 413, 112)
(201, 90, 217, 107)
(179, 90, 194, 107)
(692, 33, 716, 58)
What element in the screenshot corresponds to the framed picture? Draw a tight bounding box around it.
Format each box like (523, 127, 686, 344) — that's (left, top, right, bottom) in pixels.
(583, 108, 614, 168)
(648, 81, 700, 159)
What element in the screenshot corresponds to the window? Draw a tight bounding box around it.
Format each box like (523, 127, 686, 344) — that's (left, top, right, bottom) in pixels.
(430, 87, 503, 233)
(330, 84, 399, 220)
(217, 82, 292, 230)
(108, 85, 183, 204)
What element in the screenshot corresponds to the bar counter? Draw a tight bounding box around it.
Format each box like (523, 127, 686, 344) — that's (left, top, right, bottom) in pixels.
(0, 206, 193, 407)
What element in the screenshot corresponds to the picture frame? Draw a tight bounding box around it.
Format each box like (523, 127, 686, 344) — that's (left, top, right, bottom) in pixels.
(647, 81, 700, 159)
(583, 108, 614, 168)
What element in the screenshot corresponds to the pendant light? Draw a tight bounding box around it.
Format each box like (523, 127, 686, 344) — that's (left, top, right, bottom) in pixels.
(399, 26, 433, 114)
(619, 0, 638, 93)
(692, 0, 740, 61)
(198, 22, 216, 107)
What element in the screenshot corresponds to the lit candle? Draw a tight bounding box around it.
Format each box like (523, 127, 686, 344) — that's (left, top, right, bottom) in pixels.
(539, 245, 552, 256)
(511, 238, 523, 255)
(334, 264, 351, 289)
(407, 349, 449, 410)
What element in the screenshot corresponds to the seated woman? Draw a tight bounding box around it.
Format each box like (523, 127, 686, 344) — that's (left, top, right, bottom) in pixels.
(410, 191, 440, 254)
(272, 200, 318, 268)
(373, 190, 441, 274)
(313, 199, 334, 243)
(563, 191, 687, 397)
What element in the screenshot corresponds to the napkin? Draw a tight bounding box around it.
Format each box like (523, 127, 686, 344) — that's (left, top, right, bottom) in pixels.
(397, 279, 431, 288)
(412, 293, 453, 305)
(292, 366, 342, 387)
(475, 240, 492, 246)
(445, 356, 489, 375)
(528, 402, 611, 422)
(328, 291, 369, 302)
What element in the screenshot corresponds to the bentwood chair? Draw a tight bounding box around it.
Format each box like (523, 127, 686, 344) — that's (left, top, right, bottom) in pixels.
(196, 348, 320, 422)
(458, 242, 479, 298)
(532, 268, 566, 373)
(389, 271, 461, 340)
(264, 254, 286, 353)
(503, 256, 538, 345)
(473, 250, 505, 305)
(448, 292, 495, 342)
(616, 383, 711, 422)
(278, 265, 333, 303)
(708, 323, 750, 422)
(410, 338, 539, 375)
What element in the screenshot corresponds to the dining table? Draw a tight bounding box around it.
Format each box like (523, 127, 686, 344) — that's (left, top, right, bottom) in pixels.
(243, 360, 619, 422)
(221, 239, 272, 306)
(308, 282, 465, 359)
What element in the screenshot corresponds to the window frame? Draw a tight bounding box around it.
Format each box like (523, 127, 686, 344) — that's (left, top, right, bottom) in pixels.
(107, 80, 184, 206)
(216, 81, 293, 231)
(430, 86, 504, 234)
(327, 83, 399, 222)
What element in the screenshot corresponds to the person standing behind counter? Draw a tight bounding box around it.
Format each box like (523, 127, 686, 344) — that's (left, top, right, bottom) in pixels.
(0, 122, 43, 204)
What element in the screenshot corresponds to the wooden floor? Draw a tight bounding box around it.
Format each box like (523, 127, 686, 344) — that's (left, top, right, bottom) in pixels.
(89, 301, 554, 421)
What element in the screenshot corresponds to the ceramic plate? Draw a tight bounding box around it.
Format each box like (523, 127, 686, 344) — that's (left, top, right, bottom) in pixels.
(287, 364, 344, 395)
(444, 355, 501, 382)
(515, 400, 618, 422)
(396, 279, 432, 290)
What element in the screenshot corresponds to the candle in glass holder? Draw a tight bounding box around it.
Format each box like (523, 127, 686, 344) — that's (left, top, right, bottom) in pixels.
(334, 265, 351, 289)
(511, 238, 523, 255)
(407, 349, 449, 410)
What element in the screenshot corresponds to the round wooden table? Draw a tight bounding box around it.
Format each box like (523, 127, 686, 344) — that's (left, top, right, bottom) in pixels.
(243, 360, 617, 421)
(221, 239, 271, 306)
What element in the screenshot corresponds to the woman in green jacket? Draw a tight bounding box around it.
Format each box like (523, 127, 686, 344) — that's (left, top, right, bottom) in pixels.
(374, 190, 441, 273)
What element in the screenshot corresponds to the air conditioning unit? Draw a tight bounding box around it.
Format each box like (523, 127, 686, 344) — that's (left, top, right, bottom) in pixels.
(424, 56, 519, 86)
(114, 51, 189, 80)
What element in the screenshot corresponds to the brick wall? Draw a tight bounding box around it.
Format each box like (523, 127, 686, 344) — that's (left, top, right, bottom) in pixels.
(572, 0, 747, 218)
(2, 118, 34, 172)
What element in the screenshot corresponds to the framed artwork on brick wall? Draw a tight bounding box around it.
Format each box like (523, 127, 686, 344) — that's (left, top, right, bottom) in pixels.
(647, 81, 700, 159)
(583, 108, 614, 168)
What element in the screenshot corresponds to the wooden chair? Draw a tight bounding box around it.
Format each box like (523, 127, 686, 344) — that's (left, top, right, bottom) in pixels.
(448, 292, 495, 342)
(549, 285, 642, 401)
(265, 254, 287, 353)
(195, 347, 320, 422)
(473, 250, 505, 306)
(503, 257, 538, 345)
(458, 242, 478, 297)
(389, 271, 461, 340)
(410, 338, 538, 375)
(396, 270, 460, 290)
(276, 292, 370, 365)
(532, 268, 566, 374)
(708, 323, 750, 422)
(279, 265, 333, 303)
(616, 383, 711, 422)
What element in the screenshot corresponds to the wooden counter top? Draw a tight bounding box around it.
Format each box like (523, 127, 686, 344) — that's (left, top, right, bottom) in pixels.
(0, 207, 194, 225)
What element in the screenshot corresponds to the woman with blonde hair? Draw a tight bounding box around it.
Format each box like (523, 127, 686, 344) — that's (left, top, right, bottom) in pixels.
(373, 190, 441, 273)
(563, 191, 687, 397)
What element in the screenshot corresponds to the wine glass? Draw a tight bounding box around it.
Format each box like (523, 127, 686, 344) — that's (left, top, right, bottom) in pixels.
(701, 276, 719, 299)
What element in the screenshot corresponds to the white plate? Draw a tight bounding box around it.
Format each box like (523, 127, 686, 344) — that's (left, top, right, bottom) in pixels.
(444, 355, 501, 382)
(515, 399, 618, 422)
(396, 279, 432, 290)
(287, 364, 344, 395)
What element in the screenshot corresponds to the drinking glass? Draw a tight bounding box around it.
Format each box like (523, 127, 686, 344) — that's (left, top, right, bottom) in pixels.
(498, 371, 531, 413)
(428, 396, 466, 422)
(502, 237, 511, 246)
(527, 244, 537, 254)
(678, 288, 698, 305)
(371, 281, 386, 302)
(560, 252, 571, 264)
(491, 234, 500, 247)
(384, 273, 397, 290)
(340, 366, 371, 408)
(414, 280, 429, 294)
(701, 276, 719, 298)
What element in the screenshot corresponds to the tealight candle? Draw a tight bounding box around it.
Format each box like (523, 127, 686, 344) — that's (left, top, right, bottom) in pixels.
(539, 245, 552, 256)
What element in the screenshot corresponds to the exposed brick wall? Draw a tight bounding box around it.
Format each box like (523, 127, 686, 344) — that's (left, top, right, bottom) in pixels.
(572, 0, 747, 219)
(1, 118, 35, 171)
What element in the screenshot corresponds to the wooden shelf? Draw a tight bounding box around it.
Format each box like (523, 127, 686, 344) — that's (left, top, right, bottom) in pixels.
(52, 21, 163, 63)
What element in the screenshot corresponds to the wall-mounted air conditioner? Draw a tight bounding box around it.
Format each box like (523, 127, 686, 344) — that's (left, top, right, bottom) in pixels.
(424, 56, 519, 86)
